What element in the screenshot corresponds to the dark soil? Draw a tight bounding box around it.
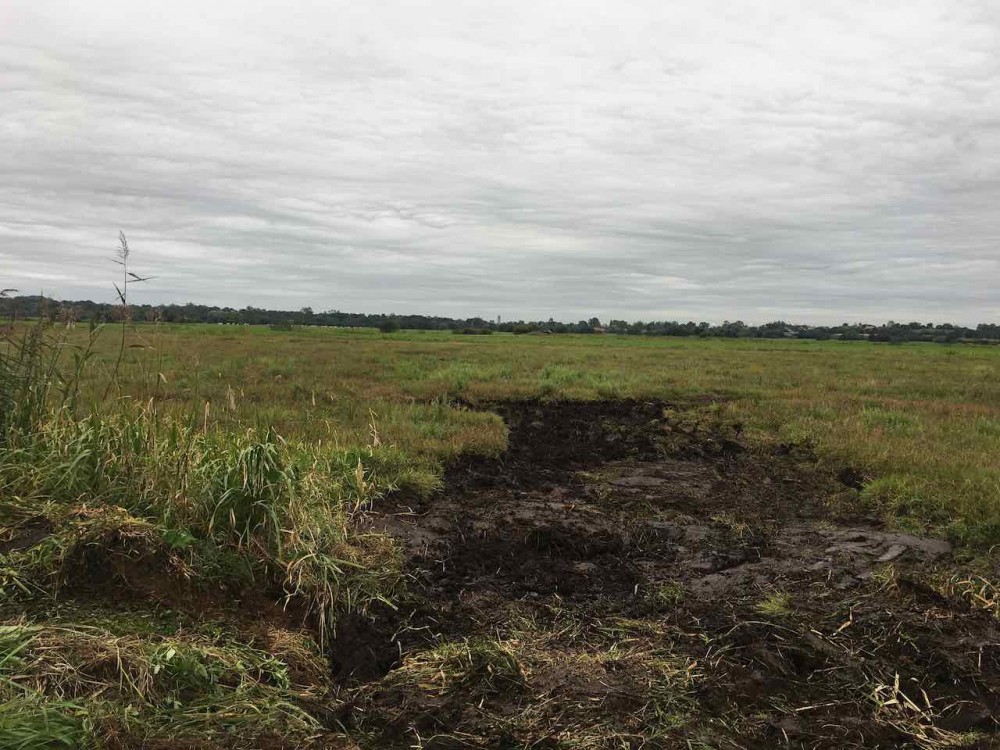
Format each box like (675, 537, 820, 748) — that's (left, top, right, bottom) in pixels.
(346, 399, 1000, 749)
(0, 516, 52, 555)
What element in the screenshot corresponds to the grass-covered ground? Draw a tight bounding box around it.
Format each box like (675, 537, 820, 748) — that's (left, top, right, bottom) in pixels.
(2, 320, 999, 748)
(76, 323, 1000, 544)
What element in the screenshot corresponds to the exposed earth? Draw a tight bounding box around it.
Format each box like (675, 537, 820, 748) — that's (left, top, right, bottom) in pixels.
(10, 399, 998, 749)
(342, 400, 1000, 749)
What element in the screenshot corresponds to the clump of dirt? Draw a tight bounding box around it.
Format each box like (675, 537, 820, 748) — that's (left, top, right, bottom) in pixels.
(329, 609, 405, 684)
(350, 399, 1000, 749)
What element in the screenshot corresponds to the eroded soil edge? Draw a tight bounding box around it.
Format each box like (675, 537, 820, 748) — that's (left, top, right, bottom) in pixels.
(347, 399, 1000, 749)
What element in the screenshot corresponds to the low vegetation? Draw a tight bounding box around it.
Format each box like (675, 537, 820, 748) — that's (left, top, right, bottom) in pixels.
(0, 315, 402, 746)
(1, 281, 999, 747)
(24, 315, 998, 544)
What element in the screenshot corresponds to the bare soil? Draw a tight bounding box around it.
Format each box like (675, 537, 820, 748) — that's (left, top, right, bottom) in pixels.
(345, 399, 1000, 749)
(15, 399, 997, 748)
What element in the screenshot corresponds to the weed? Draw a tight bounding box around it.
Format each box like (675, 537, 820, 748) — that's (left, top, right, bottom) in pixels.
(942, 574, 1000, 618)
(754, 591, 793, 618)
(644, 581, 685, 610)
(0, 695, 85, 750)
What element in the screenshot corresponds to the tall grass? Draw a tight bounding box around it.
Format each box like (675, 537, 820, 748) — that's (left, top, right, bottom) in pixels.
(0, 388, 402, 629)
(0, 318, 58, 441)
(0, 286, 403, 745)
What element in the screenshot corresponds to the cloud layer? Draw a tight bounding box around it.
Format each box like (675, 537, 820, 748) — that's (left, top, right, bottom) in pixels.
(2, 0, 999, 323)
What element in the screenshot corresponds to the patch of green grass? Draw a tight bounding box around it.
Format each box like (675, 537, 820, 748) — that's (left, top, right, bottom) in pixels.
(0, 695, 86, 750)
(755, 591, 793, 618)
(0, 407, 403, 634)
(644, 581, 685, 610)
(861, 406, 919, 435)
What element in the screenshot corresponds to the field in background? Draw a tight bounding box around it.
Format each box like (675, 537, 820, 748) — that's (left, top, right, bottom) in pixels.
(80, 323, 1000, 545)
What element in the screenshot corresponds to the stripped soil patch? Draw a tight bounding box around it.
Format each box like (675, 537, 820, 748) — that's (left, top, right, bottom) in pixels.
(351, 399, 1000, 749)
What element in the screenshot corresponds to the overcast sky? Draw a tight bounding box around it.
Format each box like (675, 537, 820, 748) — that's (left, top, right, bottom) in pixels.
(2, 1, 999, 324)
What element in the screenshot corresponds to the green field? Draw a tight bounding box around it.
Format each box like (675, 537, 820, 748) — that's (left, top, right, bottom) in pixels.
(2, 321, 999, 748)
(80, 323, 1000, 543)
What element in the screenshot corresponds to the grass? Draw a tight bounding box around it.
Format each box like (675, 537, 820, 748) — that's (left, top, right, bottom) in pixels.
(754, 591, 793, 618)
(0, 621, 327, 747)
(0, 317, 406, 746)
(377, 637, 525, 700)
(2, 310, 999, 747)
(354, 628, 701, 748)
(46, 322, 998, 543)
(0, 402, 403, 625)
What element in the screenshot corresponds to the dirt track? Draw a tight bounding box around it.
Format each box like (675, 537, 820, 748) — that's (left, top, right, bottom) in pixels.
(344, 400, 1000, 749)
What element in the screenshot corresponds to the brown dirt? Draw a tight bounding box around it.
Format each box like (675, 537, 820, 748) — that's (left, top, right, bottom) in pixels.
(344, 399, 1000, 749)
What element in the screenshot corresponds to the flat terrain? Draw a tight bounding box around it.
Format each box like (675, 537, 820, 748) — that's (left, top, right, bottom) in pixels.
(2, 324, 999, 748)
(345, 399, 998, 748)
(82, 324, 1000, 543)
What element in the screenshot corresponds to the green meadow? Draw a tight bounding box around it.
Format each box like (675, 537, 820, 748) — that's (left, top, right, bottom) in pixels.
(87, 323, 1000, 544)
(2, 319, 999, 748)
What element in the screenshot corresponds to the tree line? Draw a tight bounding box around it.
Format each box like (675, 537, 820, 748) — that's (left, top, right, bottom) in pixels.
(3, 295, 998, 344)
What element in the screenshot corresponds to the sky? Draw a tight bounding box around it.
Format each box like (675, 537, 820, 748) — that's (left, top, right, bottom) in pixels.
(2, 0, 999, 325)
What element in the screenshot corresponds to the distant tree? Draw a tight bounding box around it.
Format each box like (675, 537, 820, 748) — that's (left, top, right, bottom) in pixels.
(378, 318, 400, 333)
(607, 319, 628, 334)
(3, 292, 997, 345)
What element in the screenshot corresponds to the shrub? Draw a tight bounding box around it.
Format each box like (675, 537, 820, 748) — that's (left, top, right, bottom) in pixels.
(378, 318, 400, 333)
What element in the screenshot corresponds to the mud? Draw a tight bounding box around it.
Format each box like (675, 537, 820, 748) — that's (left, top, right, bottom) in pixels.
(349, 399, 1000, 749)
(0, 516, 52, 555)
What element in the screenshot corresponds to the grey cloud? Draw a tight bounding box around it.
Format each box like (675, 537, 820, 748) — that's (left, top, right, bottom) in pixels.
(2, 0, 999, 324)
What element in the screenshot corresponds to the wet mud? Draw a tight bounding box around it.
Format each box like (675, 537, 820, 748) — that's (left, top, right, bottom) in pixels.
(348, 399, 1000, 749)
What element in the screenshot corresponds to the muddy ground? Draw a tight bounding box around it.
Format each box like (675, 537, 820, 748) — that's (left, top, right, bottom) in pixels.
(341, 399, 1000, 749)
